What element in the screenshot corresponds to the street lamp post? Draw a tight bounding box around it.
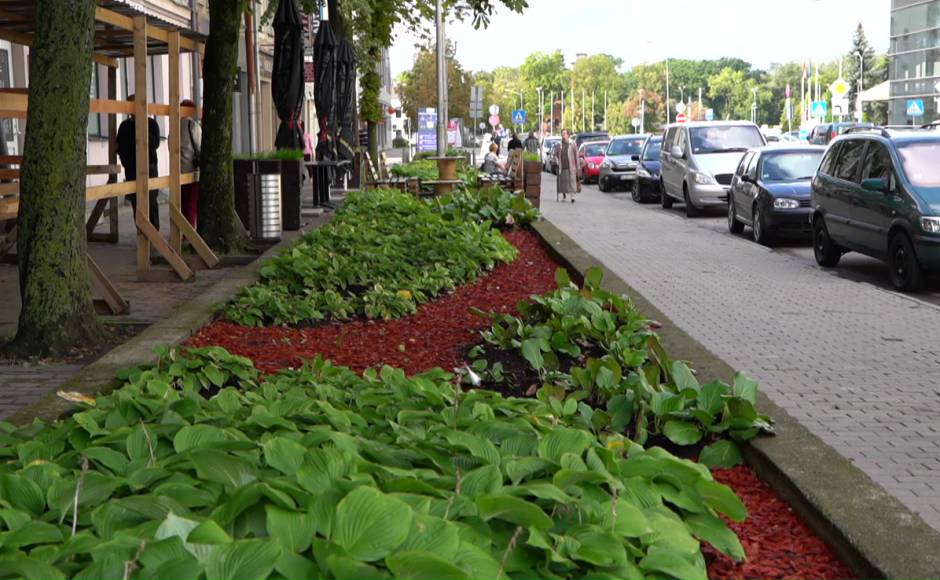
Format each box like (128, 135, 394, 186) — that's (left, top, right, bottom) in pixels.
(665, 57, 671, 124)
(536, 87, 543, 137)
(855, 50, 864, 122)
(434, 0, 447, 155)
(751, 87, 758, 124)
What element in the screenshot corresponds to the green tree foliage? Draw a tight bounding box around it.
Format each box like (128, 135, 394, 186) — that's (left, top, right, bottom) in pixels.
(398, 42, 472, 130)
(844, 23, 887, 123)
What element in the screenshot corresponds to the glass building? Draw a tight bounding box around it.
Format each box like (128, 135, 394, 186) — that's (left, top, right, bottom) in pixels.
(889, 0, 940, 125)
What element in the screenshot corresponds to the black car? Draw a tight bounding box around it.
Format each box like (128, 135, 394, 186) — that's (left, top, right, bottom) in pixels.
(574, 131, 609, 149)
(807, 122, 873, 145)
(631, 136, 663, 203)
(727, 145, 826, 245)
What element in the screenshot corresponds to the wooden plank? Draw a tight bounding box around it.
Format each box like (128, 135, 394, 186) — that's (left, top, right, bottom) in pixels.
(0, 155, 20, 164)
(87, 254, 129, 314)
(0, 28, 118, 67)
(133, 15, 149, 276)
(106, 65, 119, 242)
(94, 6, 201, 52)
(170, 204, 219, 269)
(168, 30, 181, 253)
(0, 164, 121, 179)
(135, 212, 194, 281)
(85, 199, 109, 238)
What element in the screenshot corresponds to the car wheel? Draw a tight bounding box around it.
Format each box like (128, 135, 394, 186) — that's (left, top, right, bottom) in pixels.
(661, 182, 673, 209)
(599, 177, 608, 193)
(728, 197, 744, 234)
(888, 233, 925, 292)
(683, 185, 700, 217)
(813, 217, 841, 268)
(631, 180, 641, 202)
(752, 204, 771, 246)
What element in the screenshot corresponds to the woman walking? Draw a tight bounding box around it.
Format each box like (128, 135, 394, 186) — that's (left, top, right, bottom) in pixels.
(555, 129, 580, 203)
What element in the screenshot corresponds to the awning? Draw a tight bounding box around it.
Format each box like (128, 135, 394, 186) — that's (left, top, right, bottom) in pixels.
(859, 80, 890, 103)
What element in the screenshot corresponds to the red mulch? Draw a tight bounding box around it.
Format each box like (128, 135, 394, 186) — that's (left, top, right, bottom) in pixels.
(187, 228, 853, 580)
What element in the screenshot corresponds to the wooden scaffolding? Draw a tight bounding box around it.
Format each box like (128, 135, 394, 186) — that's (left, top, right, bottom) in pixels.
(0, 0, 220, 315)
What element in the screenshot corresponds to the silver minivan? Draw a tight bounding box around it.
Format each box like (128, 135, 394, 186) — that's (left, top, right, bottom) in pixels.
(660, 121, 766, 217)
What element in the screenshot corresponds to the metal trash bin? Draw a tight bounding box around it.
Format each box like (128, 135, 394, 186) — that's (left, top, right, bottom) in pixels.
(259, 173, 282, 241)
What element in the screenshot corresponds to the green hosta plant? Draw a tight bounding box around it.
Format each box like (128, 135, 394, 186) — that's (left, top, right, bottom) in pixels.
(226, 189, 516, 325)
(0, 349, 747, 579)
(471, 268, 773, 467)
(434, 187, 539, 227)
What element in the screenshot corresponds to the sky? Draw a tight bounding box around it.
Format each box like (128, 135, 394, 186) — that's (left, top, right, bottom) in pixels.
(389, 0, 891, 79)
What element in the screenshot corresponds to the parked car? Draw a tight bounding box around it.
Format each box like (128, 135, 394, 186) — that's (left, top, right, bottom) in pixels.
(541, 136, 560, 171)
(807, 122, 873, 145)
(727, 145, 826, 244)
(579, 140, 609, 184)
(632, 135, 663, 203)
(811, 127, 940, 291)
(574, 131, 609, 149)
(660, 121, 766, 217)
(547, 142, 561, 174)
(598, 135, 648, 192)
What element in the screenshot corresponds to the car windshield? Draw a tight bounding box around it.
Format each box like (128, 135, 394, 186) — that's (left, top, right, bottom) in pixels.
(760, 151, 824, 181)
(898, 141, 940, 187)
(607, 139, 645, 156)
(690, 125, 765, 154)
(642, 139, 663, 161)
(583, 143, 607, 156)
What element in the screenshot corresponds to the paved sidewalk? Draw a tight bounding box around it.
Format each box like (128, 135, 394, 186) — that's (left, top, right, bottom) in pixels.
(539, 177, 940, 531)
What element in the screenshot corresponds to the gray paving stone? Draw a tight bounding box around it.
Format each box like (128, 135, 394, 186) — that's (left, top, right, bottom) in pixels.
(540, 180, 940, 533)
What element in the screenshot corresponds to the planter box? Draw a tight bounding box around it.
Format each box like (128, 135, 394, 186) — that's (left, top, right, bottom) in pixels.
(233, 159, 256, 230)
(280, 159, 302, 231)
(525, 172, 542, 186)
(523, 160, 542, 174)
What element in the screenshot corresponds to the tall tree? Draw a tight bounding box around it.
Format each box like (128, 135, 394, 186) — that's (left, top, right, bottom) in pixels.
(198, 0, 248, 254)
(8, 0, 103, 356)
(845, 23, 879, 120)
(399, 43, 471, 129)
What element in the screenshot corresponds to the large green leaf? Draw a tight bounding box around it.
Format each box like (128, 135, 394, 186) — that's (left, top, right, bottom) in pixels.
(671, 361, 700, 393)
(698, 441, 743, 469)
(0, 521, 64, 549)
(584, 267, 603, 288)
(399, 515, 460, 560)
(0, 474, 45, 516)
(613, 498, 652, 538)
(332, 487, 412, 561)
(173, 425, 231, 453)
(686, 512, 745, 561)
(697, 381, 730, 416)
(0, 556, 66, 580)
(537, 428, 593, 463)
(662, 420, 703, 446)
(475, 495, 553, 531)
(695, 480, 747, 522)
(459, 465, 503, 497)
(386, 551, 471, 580)
(262, 437, 307, 476)
(639, 544, 707, 580)
(189, 449, 257, 489)
(521, 339, 544, 370)
(205, 539, 282, 580)
(732, 373, 759, 405)
(266, 505, 317, 553)
(274, 552, 320, 580)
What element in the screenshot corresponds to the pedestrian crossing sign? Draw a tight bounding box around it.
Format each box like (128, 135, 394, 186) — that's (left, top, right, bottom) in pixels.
(907, 99, 925, 117)
(512, 109, 526, 125)
(811, 100, 827, 118)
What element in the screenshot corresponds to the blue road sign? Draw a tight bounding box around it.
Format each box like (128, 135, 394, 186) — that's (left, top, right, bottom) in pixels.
(705, 108, 714, 122)
(511, 109, 527, 125)
(811, 100, 828, 118)
(907, 99, 925, 117)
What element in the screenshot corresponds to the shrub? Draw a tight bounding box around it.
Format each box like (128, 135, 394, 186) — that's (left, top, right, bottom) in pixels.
(392, 136, 409, 148)
(434, 187, 539, 227)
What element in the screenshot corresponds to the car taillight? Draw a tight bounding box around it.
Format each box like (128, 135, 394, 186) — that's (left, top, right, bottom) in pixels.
(831, 131, 837, 139)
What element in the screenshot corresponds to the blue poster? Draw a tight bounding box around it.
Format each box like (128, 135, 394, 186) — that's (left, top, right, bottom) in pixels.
(417, 108, 437, 153)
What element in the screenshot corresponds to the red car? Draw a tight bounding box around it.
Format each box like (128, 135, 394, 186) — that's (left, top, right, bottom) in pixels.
(579, 141, 609, 184)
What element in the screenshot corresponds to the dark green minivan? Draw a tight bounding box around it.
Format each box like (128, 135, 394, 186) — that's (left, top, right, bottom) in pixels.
(811, 128, 940, 291)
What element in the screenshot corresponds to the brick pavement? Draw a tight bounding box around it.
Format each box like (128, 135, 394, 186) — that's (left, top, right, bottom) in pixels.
(540, 178, 940, 531)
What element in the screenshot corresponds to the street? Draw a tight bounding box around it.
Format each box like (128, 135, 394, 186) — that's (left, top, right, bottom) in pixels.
(540, 174, 940, 532)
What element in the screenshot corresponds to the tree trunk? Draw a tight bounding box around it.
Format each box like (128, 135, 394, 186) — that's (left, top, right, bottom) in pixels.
(198, 0, 248, 254)
(7, 0, 103, 356)
(367, 122, 378, 172)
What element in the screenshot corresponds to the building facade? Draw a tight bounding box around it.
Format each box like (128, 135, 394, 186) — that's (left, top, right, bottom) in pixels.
(889, 0, 940, 125)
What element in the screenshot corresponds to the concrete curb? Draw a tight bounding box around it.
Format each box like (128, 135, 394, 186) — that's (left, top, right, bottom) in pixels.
(532, 218, 940, 580)
(6, 231, 308, 427)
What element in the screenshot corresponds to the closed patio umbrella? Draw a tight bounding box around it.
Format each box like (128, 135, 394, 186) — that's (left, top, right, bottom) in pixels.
(333, 38, 356, 170)
(313, 16, 337, 154)
(272, 0, 305, 150)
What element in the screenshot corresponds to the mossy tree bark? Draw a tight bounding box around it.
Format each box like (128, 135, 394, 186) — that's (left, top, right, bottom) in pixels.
(198, 0, 248, 253)
(7, 0, 103, 356)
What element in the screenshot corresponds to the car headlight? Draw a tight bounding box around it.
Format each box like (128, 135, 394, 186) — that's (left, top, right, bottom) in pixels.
(693, 172, 715, 185)
(627, 162, 638, 169)
(773, 198, 800, 209)
(600, 160, 612, 169)
(922, 217, 940, 234)
(588, 162, 596, 169)
(637, 168, 651, 178)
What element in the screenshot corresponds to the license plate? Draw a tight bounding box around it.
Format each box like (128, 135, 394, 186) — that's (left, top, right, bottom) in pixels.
(620, 175, 629, 181)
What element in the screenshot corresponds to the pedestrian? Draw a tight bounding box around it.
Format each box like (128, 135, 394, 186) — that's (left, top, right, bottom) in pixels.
(524, 131, 539, 154)
(555, 129, 580, 203)
(492, 130, 502, 155)
(116, 94, 161, 230)
(179, 99, 201, 228)
(480, 143, 505, 175)
(507, 132, 523, 152)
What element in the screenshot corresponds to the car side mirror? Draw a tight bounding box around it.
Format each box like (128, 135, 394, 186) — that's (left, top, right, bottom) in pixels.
(630, 154, 640, 161)
(861, 177, 889, 193)
(740, 174, 753, 183)
(670, 145, 684, 159)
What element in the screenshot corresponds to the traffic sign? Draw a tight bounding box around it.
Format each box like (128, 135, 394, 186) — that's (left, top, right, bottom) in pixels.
(479, 122, 486, 130)
(488, 104, 500, 116)
(675, 102, 687, 114)
(832, 98, 849, 117)
(811, 100, 828, 118)
(511, 109, 526, 125)
(676, 112, 688, 123)
(488, 114, 500, 127)
(705, 108, 714, 121)
(631, 117, 641, 128)
(907, 99, 925, 117)
(830, 77, 850, 98)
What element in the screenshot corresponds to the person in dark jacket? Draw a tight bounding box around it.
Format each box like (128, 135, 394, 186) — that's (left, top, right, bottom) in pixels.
(117, 94, 161, 230)
(507, 132, 523, 151)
